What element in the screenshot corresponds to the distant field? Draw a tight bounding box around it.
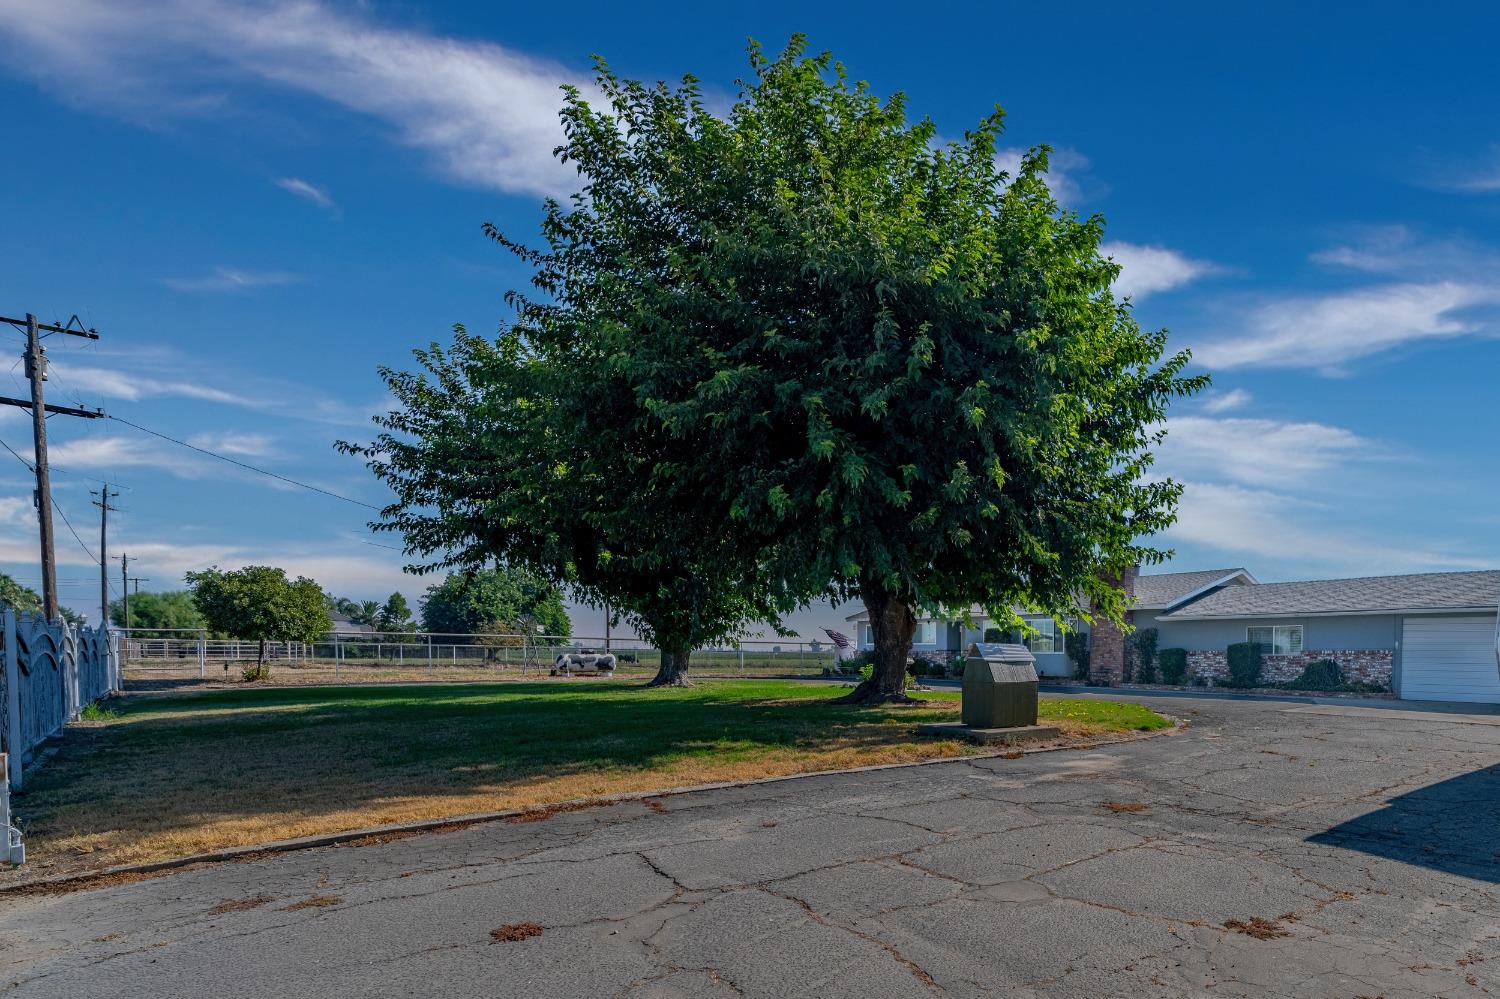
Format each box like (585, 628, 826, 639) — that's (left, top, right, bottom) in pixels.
(7, 680, 1168, 880)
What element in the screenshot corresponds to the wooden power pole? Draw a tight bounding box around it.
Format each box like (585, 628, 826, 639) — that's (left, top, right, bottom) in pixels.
(0, 312, 103, 622)
(91, 487, 117, 628)
(120, 553, 133, 630)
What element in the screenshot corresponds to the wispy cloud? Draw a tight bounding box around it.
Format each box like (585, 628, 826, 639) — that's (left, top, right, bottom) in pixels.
(1426, 144, 1500, 193)
(1193, 227, 1500, 372)
(56, 363, 248, 406)
(0, 0, 593, 198)
(1193, 280, 1500, 373)
(1159, 415, 1380, 489)
(275, 176, 335, 209)
(1166, 480, 1497, 574)
(163, 266, 301, 293)
(187, 431, 276, 458)
(1199, 388, 1252, 414)
(1102, 241, 1218, 301)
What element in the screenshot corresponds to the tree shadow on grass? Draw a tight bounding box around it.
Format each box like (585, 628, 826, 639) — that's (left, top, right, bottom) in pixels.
(1307, 765, 1500, 884)
(15, 682, 964, 858)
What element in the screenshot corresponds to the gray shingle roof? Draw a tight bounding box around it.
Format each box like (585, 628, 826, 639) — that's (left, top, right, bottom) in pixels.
(1160, 570, 1500, 619)
(1133, 568, 1249, 608)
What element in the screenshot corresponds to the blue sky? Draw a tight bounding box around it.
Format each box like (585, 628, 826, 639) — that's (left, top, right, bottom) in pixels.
(0, 1, 1497, 640)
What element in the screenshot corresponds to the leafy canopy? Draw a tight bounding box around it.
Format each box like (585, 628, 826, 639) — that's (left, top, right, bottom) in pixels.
(186, 566, 331, 644)
(419, 568, 570, 638)
(110, 590, 206, 632)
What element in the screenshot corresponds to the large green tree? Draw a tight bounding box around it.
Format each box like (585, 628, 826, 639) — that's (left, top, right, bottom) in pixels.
(419, 568, 570, 639)
(377, 592, 415, 633)
(347, 38, 1200, 693)
(186, 566, 332, 671)
(109, 590, 206, 632)
(0, 572, 41, 615)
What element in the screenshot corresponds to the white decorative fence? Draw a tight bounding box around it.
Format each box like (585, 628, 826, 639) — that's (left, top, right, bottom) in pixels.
(0, 610, 119, 793)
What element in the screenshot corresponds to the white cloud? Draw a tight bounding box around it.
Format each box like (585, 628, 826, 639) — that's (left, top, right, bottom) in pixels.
(55, 363, 248, 406)
(1166, 480, 1496, 574)
(187, 431, 276, 458)
(163, 266, 301, 293)
(1101, 241, 1217, 300)
(275, 176, 334, 209)
(1159, 416, 1379, 488)
(1193, 280, 1500, 372)
(1429, 144, 1500, 193)
(0, 0, 592, 197)
(1199, 388, 1252, 414)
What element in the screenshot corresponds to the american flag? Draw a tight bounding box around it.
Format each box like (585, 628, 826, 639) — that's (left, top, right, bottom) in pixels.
(823, 629, 855, 661)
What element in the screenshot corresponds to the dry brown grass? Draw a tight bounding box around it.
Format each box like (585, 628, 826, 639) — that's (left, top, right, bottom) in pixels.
(5, 681, 1167, 883)
(1224, 916, 1292, 940)
(490, 922, 544, 942)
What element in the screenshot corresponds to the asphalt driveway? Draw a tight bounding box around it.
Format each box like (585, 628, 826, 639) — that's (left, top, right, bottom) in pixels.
(2, 694, 1497, 998)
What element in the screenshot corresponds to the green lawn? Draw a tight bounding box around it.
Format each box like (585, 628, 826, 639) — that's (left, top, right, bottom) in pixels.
(10, 680, 1167, 878)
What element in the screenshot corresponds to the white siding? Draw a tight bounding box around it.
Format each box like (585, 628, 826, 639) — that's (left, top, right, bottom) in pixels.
(1399, 615, 1500, 704)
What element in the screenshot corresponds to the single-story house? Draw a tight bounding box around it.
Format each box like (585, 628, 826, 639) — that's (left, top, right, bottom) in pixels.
(844, 565, 1500, 702)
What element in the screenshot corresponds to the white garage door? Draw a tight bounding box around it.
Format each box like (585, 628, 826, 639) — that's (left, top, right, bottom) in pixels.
(1400, 615, 1500, 703)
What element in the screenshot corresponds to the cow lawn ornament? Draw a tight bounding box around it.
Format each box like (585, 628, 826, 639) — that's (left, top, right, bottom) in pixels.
(552, 651, 618, 677)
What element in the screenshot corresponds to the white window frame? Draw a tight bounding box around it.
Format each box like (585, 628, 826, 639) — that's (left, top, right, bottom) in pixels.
(1024, 617, 1064, 655)
(1247, 624, 1303, 656)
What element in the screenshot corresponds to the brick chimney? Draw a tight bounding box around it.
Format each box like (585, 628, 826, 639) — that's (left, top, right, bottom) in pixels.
(1089, 565, 1138, 686)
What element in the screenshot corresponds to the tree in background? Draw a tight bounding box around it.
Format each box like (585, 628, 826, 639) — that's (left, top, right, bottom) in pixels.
(0, 572, 41, 615)
(419, 568, 569, 639)
(186, 566, 332, 676)
(377, 592, 414, 633)
(109, 590, 206, 632)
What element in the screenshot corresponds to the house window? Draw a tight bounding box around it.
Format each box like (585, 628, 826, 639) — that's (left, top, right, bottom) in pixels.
(915, 620, 938, 645)
(1247, 625, 1303, 656)
(858, 623, 872, 647)
(1024, 618, 1064, 655)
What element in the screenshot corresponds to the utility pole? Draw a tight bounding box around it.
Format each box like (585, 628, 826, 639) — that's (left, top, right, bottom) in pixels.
(604, 601, 611, 653)
(120, 554, 133, 630)
(91, 486, 117, 630)
(129, 576, 149, 595)
(1, 312, 103, 622)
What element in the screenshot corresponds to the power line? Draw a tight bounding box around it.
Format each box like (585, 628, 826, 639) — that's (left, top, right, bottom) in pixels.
(106, 414, 381, 510)
(53, 496, 98, 565)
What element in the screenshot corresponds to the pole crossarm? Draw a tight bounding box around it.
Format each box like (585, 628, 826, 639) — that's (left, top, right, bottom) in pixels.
(0, 395, 105, 420)
(0, 315, 100, 339)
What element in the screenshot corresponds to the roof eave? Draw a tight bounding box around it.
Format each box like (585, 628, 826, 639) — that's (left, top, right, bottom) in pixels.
(1161, 605, 1499, 621)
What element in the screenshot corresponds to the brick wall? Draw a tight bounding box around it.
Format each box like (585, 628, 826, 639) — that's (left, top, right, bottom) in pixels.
(1184, 648, 1392, 688)
(1089, 565, 1138, 686)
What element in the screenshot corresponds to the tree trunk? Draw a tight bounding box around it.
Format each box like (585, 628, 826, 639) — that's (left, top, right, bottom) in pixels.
(647, 643, 693, 687)
(257, 638, 269, 677)
(833, 581, 917, 705)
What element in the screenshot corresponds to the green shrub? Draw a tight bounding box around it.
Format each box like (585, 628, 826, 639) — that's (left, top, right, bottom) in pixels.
(908, 655, 939, 678)
(983, 626, 1003, 643)
(1158, 648, 1188, 684)
(860, 660, 915, 688)
(1225, 642, 1262, 688)
(241, 663, 271, 682)
(1130, 627, 1159, 683)
(1064, 631, 1090, 681)
(1283, 658, 1341, 690)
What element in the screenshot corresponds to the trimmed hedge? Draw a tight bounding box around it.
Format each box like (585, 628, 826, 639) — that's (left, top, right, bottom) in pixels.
(983, 626, 1004, 643)
(1158, 647, 1188, 685)
(1284, 658, 1341, 690)
(1225, 641, 1263, 688)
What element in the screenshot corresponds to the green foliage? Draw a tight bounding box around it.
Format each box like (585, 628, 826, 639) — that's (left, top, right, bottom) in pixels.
(1065, 630, 1091, 681)
(186, 566, 332, 666)
(0, 571, 41, 615)
(342, 37, 1204, 694)
(908, 654, 939, 678)
(1273, 659, 1385, 693)
(1158, 647, 1188, 685)
(109, 590, 206, 632)
(378, 592, 414, 633)
(419, 568, 570, 639)
(1225, 641, 1263, 688)
(79, 700, 118, 721)
(241, 663, 271, 683)
(983, 627, 1004, 643)
(1129, 627, 1159, 683)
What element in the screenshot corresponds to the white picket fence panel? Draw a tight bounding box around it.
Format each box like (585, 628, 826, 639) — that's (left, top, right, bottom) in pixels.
(0, 610, 119, 793)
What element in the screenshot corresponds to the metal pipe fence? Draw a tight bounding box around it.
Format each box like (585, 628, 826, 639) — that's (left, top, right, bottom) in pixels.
(116, 629, 844, 679)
